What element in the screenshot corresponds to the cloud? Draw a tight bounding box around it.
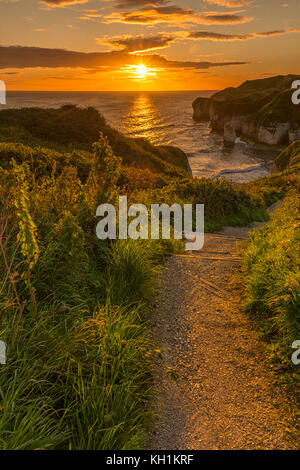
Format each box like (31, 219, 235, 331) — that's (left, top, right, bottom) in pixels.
(79, 13, 102, 18)
(0, 46, 127, 69)
(0, 45, 248, 71)
(203, 0, 253, 6)
(110, 0, 253, 9)
(188, 28, 300, 41)
(96, 28, 300, 55)
(39, 0, 88, 6)
(96, 34, 177, 52)
(199, 12, 252, 24)
(103, 7, 253, 25)
(113, 0, 168, 8)
(142, 54, 248, 70)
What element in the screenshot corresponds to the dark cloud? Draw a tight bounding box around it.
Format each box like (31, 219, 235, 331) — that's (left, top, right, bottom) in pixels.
(0, 45, 248, 70)
(188, 28, 300, 41)
(203, 0, 253, 6)
(0, 46, 128, 69)
(97, 34, 176, 52)
(189, 31, 251, 41)
(142, 54, 248, 69)
(40, 0, 88, 6)
(200, 13, 251, 24)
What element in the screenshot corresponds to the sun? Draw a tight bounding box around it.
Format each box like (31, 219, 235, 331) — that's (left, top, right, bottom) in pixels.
(122, 63, 157, 81)
(136, 64, 148, 77)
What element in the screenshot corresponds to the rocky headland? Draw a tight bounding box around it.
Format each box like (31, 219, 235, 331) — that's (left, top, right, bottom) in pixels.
(193, 75, 300, 146)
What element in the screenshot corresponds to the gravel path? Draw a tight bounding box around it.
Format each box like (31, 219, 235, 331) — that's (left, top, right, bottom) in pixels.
(148, 222, 297, 450)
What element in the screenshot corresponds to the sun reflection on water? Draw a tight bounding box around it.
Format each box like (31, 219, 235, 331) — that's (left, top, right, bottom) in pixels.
(126, 94, 162, 142)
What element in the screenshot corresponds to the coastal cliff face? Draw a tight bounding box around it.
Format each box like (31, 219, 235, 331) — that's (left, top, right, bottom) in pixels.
(193, 75, 300, 146)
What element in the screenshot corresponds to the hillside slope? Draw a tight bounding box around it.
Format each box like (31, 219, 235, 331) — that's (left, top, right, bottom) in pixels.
(275, 139, 300, 173)
(0, 105, 191, 177)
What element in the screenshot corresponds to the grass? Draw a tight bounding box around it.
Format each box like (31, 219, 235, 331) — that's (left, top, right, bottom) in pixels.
(241, 145, 300, 401)
(0, 301, 154, 449)
(242, 191, 300, 404)
(0, 134, 170, 450)
(275, 140, 300, 174)
(0, 233, 159, 449)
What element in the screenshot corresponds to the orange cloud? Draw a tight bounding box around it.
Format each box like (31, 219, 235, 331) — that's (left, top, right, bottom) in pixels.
(113, 0, 168, 7)
(103, 7, 253, 25)
(95, 28, 300, 56)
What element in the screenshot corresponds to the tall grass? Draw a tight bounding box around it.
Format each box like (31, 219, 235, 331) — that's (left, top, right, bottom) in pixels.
(0, 236, 158, 449)
(105, 240, 163, 305)
(67, 304, 153, 450)
(242, 192, 300, 367)
(0, 136, 163, 449)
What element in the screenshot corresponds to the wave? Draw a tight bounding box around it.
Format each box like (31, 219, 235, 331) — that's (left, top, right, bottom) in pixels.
(211, 162, 273, 180)
(234, 137, 248, 146)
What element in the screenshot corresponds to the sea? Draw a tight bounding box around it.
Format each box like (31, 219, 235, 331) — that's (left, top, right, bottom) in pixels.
(4, 90, 280, 182)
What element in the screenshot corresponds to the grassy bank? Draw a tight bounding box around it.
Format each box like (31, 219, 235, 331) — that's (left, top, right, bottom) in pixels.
(242, 193, 299, 414)
(243, 193, 299, 359)
(0, 131, 172, 449)
(242, 142, 300, 410)
(0, 197, 166, 449)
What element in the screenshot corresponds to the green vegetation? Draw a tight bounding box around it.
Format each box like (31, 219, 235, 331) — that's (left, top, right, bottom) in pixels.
(0, 133, 176, 450)
(0, 105, 190, 177)
(242, 141, 300, 208)
(242, 143, 300, 404)
(0, 105, 295, 449)
(242, 193, 299, 387)
(215, 75, 300, 124)
(275, 140, 300, 174)
(135, 177, 269, 232)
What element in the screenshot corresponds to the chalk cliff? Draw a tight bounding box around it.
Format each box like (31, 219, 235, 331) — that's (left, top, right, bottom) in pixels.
(193, 75, 300, 146)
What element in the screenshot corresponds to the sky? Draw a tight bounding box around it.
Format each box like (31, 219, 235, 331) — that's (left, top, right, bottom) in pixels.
(1, 0, 300, 90)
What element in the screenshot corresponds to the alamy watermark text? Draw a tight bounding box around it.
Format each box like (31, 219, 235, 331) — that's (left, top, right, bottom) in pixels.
(96, 196, 204, 251)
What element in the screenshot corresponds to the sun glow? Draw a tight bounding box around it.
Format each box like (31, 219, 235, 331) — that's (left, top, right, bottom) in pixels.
(133, 63, 157, 79)
(136, 64, 147, 77)
(120, 63, 158, 84)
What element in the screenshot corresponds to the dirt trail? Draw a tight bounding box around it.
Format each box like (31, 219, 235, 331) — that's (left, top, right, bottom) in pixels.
(149, 214, 296, 450)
